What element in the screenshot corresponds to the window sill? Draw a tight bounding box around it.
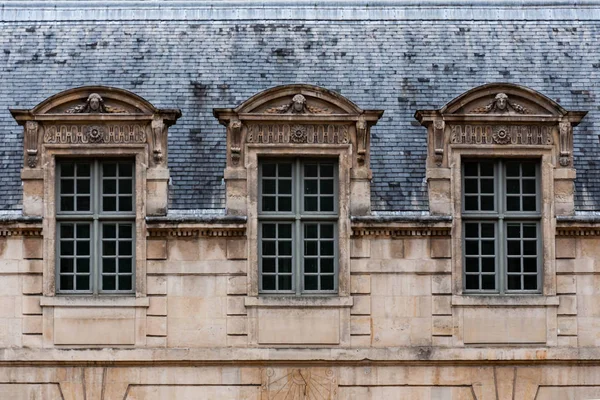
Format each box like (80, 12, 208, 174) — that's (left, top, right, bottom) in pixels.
(244, 296, 353, 308)
(452, 295, 559, 307)
(40, 296, 150, 308)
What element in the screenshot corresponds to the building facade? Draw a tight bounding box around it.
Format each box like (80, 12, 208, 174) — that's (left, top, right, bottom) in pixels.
(1, 2, 600, 399)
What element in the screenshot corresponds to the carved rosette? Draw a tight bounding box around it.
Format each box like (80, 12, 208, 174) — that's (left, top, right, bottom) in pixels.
(25, 121, 39, 168)
(492, 125, 511, 144)
(84, 125, 105, 143)
(290, 124, 308, 143)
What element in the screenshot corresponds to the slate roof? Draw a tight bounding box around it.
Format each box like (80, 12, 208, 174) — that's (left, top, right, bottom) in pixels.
(0, 6, 599, 212)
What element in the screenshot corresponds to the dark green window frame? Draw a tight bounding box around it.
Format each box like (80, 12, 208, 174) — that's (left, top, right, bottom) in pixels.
(56, 159, 136, 295)
(258, 158, 339, 295)
(462, 159, 542, 294)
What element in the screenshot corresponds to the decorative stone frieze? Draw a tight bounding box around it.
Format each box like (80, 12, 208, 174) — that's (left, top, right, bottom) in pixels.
(146, 225, 246, 238)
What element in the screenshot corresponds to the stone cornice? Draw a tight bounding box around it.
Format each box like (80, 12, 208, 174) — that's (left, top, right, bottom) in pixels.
(146, 223, 246, 238)
(351, 222, 451, 238)
(0, 223, 42, 237)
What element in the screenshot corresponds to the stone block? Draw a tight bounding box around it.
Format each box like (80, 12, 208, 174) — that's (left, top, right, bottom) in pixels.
(147, 296, 167, 316)
(555, 238, 576, 259)
(22, 238, 42, 260)
(409, 317, 432, 346)
(227, 276, 248, 295)
(557, 316, 577, 336)
(370, 238, 404, 260)
(146, 179, 169, 216)
(258, 308, 339, 345)
(167, 317, 227, 348)
(577, 318, 600, 347)
(227, 335, 248, 347)
(22, 179, 44, 216)
(351, 296, 371, 315)
(432, 275, 451, 294)
(21, 334, 42, 348)
(146, 336, 167, 348)
(430, 238, 451, 259)
(350, 334, 371, 347)
(404, 238, 429, 259)
(227, 316, 248, 335)
(432, 295, 452, 315)
(22, 315, 42, 334)
(54, 307, 136, 345)
(226, 239, 247, 260)
(22, 275, 42, 295)
(557, 336, 578, 347)
(432, 336, 453, 347)
(556, 259, 575, 273)
(350, 316, 371, 335)
(558, 295, 577, 315)
(147, 276, 167, 295)
(147, 316, 167, 336)
(22, 296, 42, 315)
(19, 260, 42, 274)
(371, 274, 431, 296)
(557, 275, 576, 294)
(463, 307, 546, 344)
(146, 239, 167, 260)
(371, 295, 431, 318)
(227, 296, 247, 316)
(167, 238, 199, 261)
(580, 238, 600, 259)
(350, 238, 370, 259)
(432, 316, 453, 336)
(199, 238, 227, 260)
(350, 275, 370, 294)
(0, 238, 22, 259)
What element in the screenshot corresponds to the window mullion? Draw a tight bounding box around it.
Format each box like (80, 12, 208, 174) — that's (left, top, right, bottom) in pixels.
(93, 159, 100, 295)
(295, 158, 302, 296)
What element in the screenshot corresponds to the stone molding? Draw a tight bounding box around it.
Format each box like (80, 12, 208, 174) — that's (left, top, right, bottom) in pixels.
(0, 224, 42, 237)
(146, 224, 246, 238)
(351, 224, 451, 238)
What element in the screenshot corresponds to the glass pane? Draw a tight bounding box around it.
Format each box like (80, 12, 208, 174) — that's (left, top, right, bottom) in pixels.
(262, 197, 276, 212)
(76, 196, 90, 211)
(278, 224, 292, 239)
(76, 241, 90, 256)
(119, 196, 133, 212)
(320, 197, 334, 212)
(305, 241, 318, 256)
(465, 275, 479, 290)
(480, 196, 494, 211)
(262, 180, 276, 194)
(479, 162, 494, 176)
(278, 197, 291, 212)
(262, 224, 276, 239)
(119, 163, 133, 177)
(304, 275, 318, 290)
(465, 223, 479, 238)
(119, 241, 132, 256)
(464, 196, 478, 211)
(279, 180, 292, 195)
(119, 224, 133, 239)
(103, 180, 117, 195)
(522, 180, 536, 194)
(76, 275, 90, 291)
(481, 275, 495, 290)
(481, 223, 495, 238)
(278, 275, 292, 291)
(103, 241, 116, 256)
(60, 241, 74, 256)
(507, 258, 521, 273)
(465, 258, 479, 273)
(305, 224, 318, 239)
(61, 163, 75, 177)
(320, 164, 334, 177)
(507, 179, 520, 194)
(507, 275, 521, 290)
(262, 163, 276, 177)
(262, 275, 276, 290)
(465, 240, 478, 255)
(103, 258, 116, 273)
(278, 163, 292, 177)
(77, 179, 90, 194)
(320, 241, 334, 256)
(522, 196, 536, 212)
(321, 258, 334, 273)
(481, 240, 494, 255)
(480, 179, 494, 194)
(77, 163, 90, 177)
(60, 196, 74, 212)
(262, 241, 276, 256)
(279, 258, 292, 273)
(120, 258, 132, 273)
(61, 179, 74, 194)
(321, 275, 334, 291)
(320, 179, 334, 195)
(103, 163, 117, 177)
(119, 179, 133, 194)
(119, 275, 132, 291)
(523, 225, 537, 238)
(77, 224, 90, 238)
(104, 197, 117, 212)
(320, 224, 334, 239)
(506, 162, 520, 177)
(464, 179, 478, 194)
(304, 164, 318, 177)
(278, 241, 292, 256)
(60, 275, 74, 291)
(523, 240, 536, 256)
(521, 163, 536, 177)
(305, 197, 318, 212)
(103, 275, 116, 291)
(61, 258, 74, 273)
(524, 275, 537, 290)
(304, 180, 318, 195)
(60, 224, 74, 239)
(507, 241, 521, 256)
(523, 257, 537, 273)
(103, 224, 117, 239)
(262, 258, 276, 273)
(464, 162, 478, 177)
(507, 224, 520, 238)
(481, 258, 495, 273)
(507, 197, 520, 211)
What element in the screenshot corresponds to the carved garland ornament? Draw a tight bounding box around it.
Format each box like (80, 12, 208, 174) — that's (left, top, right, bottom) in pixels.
(471, 93, 530, 114)
(265, 94, 331, 114)
(65, 93, 127, 114)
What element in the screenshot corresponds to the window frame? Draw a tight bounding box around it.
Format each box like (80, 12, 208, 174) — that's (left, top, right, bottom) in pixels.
(257, 158, 339, 295)
(55, 158, 136, 295)
(461, 158, 543, 295)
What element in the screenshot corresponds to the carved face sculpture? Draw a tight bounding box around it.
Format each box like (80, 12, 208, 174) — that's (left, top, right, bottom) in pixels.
(88, 94, 102, 112)
(291, 94, 306, 113)
(495, 93, 508, 111)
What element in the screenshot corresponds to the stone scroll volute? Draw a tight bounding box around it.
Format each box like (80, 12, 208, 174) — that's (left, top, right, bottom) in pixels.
(214, 84, 383, 216)
(415, 83, 587, 216)
(10, 86, 181, 217)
